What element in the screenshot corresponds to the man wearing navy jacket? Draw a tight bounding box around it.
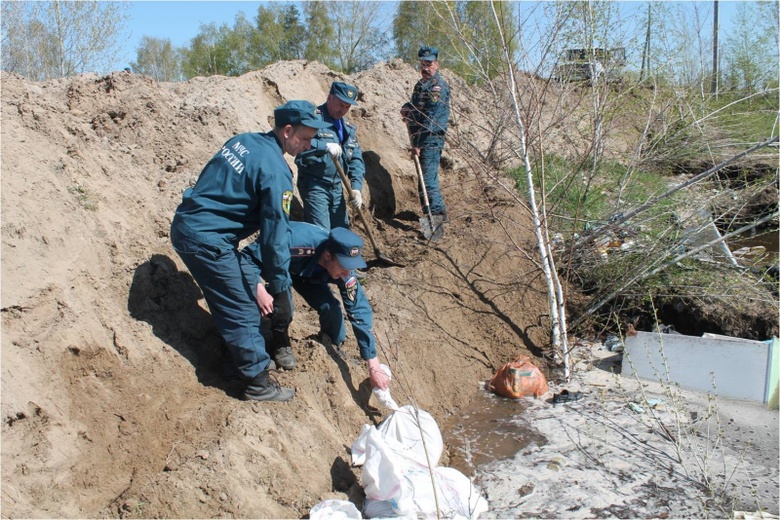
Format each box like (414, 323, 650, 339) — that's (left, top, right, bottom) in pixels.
(242, 222, 390, 391)
(295, 82, 366, 230)
(401, 46, 451, 222)
(171, 100, 331, 403)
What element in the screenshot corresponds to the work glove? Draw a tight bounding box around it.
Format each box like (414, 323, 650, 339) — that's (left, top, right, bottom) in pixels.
(350, 189, 363, 209)
(326, 142, 342, 158)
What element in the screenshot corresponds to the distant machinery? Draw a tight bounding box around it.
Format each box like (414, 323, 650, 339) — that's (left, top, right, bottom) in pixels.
(553, 47, 626, 84)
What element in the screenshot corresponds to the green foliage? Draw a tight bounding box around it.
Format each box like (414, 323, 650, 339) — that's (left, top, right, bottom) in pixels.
(181, 22, 233, 77)
(392, 1, 428, 63)
(303, 1, 336, 67)
(393, 1, 517, 84)
(178, 1, 388, 77)
(706, 90, 780, 143)
(327, 1, 391, 74)
(251, 5, 285, 67)
(131, 36, 183, 82)
(392, 1, 454, 64)
(457, 1, 517, 82)
(1, 0, 129, 80)
(511, 154, 673, 237)
(280, 5, 306, 60)
(721, 2, 779, 94)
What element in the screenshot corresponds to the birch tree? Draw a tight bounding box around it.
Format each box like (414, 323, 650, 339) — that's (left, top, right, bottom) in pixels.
(303, 1, 337, 67)
(327, 1, 391, 73)
(410, 0, 777, 372)
(1, 0, 128, 80)
(131, 37, 183, 82)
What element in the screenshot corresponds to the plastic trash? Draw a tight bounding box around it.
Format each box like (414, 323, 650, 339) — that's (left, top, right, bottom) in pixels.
(604, 334, 624, 352)
(487, 355, 549, 398)
(309, 499, 362, 520)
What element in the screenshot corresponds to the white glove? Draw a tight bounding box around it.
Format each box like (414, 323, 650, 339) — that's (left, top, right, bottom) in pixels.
(350, 189, 363, 209)
(326, 142, 342, 158)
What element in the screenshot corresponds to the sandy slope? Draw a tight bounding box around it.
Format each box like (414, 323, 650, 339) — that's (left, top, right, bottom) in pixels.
(1, 61, 551, 518)
(2, 60, 777, 519)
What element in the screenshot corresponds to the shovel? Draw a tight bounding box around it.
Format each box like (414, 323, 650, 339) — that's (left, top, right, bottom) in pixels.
(330, 155, 405, 268)
(410, 147, 445, 243)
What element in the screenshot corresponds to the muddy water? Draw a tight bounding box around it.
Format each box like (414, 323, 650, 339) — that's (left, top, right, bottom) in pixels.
(441, 390, 546, 475)
(729, 229, 779, 264)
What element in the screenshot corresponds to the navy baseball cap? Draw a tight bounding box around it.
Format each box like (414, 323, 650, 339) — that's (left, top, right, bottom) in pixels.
(418, 46, 439, 61)
(274, 100, 332, 129)
(328, 227, 367, 269)
(330, 81, 359, 106)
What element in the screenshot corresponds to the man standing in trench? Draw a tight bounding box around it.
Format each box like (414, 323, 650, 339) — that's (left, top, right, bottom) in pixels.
(295, 81, 366, 231)
(241, 221, 390, 390)
(170, 100, 331, 403)
(401, 46, 451, 223)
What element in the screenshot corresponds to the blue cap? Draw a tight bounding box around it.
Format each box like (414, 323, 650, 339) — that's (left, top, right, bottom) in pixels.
(274, 100, 332, 129)
(328, 227, 367, 269)
(330, 81, 359, 106)
(418, 46, 438, 61)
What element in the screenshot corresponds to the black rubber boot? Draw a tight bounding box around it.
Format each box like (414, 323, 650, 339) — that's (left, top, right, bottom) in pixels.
(242, 370, 295, 402)
(270, 328, 297, 370)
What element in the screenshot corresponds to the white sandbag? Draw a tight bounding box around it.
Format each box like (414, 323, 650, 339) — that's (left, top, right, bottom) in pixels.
(352, 405, 442, 467)
(372, 364, 399, 411)
(309, 498, 362, 519)
(363, 465, 488, 519)
(353, 405, 487, 519)
(431, 467, 489, 519)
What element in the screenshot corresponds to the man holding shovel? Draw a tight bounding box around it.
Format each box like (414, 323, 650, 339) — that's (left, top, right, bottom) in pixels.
(296, 81, 366, 231)
(401, 46, 451, 225)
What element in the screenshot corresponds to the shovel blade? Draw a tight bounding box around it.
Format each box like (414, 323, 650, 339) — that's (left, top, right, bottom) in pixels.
(420, 215, 445, 242)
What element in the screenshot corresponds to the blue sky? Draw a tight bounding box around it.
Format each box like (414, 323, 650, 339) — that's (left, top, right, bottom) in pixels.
(115, 1, 743, 72)
(117, 1, 262, 69)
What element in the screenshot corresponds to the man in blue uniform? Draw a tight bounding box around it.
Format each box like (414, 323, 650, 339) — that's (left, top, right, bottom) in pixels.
(241, 222, 390, 390)
(170, 100, 331, 403)
(401, 46, 451, 222)
(295, 82, 366, 230)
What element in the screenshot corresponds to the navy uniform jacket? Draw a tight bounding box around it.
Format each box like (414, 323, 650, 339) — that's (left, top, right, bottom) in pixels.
(408, 71, 451, 147)
(295, 103, 366, 190)
(172, 131, 293, 295)
(244, 221, 377, 360)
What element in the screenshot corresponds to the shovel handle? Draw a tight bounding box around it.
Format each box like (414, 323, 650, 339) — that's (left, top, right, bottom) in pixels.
(406, 127, 433, 215)
(329, 155, 383, 254)
(411, 153, 432, 210)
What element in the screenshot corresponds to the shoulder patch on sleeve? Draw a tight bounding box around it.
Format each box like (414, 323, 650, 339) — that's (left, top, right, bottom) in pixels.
(344, 276, 358, 302)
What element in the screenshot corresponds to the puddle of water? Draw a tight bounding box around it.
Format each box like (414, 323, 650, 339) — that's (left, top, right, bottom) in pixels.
(729, 229, 779, 265)
(441, 389, 547, 475)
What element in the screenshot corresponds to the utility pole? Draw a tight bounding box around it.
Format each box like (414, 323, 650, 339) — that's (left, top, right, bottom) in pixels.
(640, 3, 651, 81)
(712, 0, 719, 97)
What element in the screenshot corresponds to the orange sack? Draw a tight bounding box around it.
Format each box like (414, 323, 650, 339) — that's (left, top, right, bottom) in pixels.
(487, 355, 549, 399)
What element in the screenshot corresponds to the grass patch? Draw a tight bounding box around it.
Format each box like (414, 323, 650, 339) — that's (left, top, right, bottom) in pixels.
(68, 182, 98, 211)
(705, 90, 779, 143)
(510, 153, 677, 237)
